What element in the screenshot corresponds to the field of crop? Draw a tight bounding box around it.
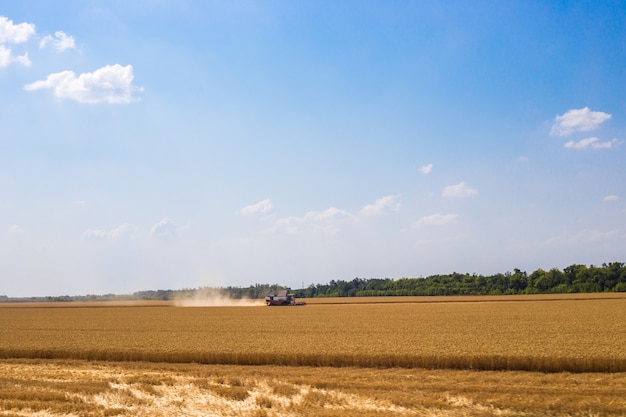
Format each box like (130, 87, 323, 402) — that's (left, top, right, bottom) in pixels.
(1, 294, 626, 372)
(1, 294, 626, 416)
(2, 358, 626, 416)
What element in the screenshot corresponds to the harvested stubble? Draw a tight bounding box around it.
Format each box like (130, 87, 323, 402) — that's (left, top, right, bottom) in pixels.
(2, 359, 626, 416)
(1, 295, 626, 372)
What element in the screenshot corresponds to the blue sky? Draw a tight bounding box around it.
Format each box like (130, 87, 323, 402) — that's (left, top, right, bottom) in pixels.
(1, 1, 625, 297)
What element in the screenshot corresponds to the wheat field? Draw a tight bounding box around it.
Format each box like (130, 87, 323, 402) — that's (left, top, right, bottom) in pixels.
(1, 294, 625, 372)
(2, 294, 626, 416)
(2, 358, 626, 416)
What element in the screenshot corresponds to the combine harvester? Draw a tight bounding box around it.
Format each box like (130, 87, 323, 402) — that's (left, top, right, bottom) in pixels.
(265, 290, 306, 306)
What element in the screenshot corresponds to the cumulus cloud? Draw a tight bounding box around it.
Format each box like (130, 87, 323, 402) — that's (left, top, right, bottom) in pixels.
(442, 182, 478, 198)
(7, 225, 26, 236)
(360, 195, 401, 216)
(240, 198, 272, 216)
(266, 207, 351, 235)
(0, 16, 35, 68)
(0, 16, 35, 44)
(150, 218, 181, 240)
(266, 216, 302, 234)
(83, 223, 138, 240)
(413, 213, 459, 227)
(1, 16, 77, 68)
(39, 31, 75, 51)
(310, 207, 351, 221)
(263, 194, 399, 235)
(0, 45, 30, 67)
(550, 107, 611, 136)
(419, 163, 433, 174)
(24, 64, 143, 104)
(564, 137, 619, 150)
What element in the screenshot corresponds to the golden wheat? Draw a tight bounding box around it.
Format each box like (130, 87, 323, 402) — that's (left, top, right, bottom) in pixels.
(2, 359, 626, 416)
(1, 294, 625, 372)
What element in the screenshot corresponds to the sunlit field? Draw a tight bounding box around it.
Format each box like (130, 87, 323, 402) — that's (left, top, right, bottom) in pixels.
(2, 359, 626, 416)
(2, 294, 626, 372)
(1, 294, 626, 416)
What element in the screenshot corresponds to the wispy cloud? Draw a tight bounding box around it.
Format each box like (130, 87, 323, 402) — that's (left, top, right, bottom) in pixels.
(309, 207, 351, 221)
(550, 107, 611, 137)
(360, 195, 401, 216)
(83, 219, 186, 241)
(413, 213, 459, 227)
(542, 228, 621, 245)
(240, 198, 272, 216)
(0, 16, 35, 67)
(39, 31, 75, 51)
(150, 218, 183, 240)
(24, 64, 143, 104)
(7, 225, 26, 237)
(83, 223, 139, 240)
(419, 163, 433, 174)
(442, 182, 478, 198)
(265, 195, 400, 235)
(266, 207, 351, 235)
(603, 195, 619, 202)
(564, 137, 620, 150)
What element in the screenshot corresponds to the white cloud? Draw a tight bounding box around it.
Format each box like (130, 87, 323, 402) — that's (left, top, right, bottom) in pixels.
(0, 44, 30, 67)
(266, 207, 351, 235)
(550, 107, 611, 136)
(0, 16, 36, 44)
(39, 31, 75, 51)
(543, 228, 621, 245)
(306, 207, 351, 222)
(7, 225, 26, 236)
(24, 64, 143, 104)
(413, 213, 459, 227)
(564, 137, 619, 150)
(603, 195, 619, 202)
(240, 198, 272, 216)
(83, 223, 138, 240)
(419, 163, 433, 174)
(0, 16, 35, 68)
(0, 16, 75, 68)
(305, 207, 350, 221)
(442, 182, 478, 198)
(360, 195, 401, 216)
(517, 156, 528, 163)
(150, 218, 180, 240)
(267, 216, 302, 234)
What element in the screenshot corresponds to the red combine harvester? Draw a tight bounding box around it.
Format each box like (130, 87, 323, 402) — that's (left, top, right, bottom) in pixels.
(265, 290, 306, 306)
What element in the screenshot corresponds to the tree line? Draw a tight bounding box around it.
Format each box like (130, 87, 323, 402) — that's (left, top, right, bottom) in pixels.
(0, 284, 287, 303)
(2, 263, 625, 302)
(132, 284, 284, 301)
(293, 263, 626, 298)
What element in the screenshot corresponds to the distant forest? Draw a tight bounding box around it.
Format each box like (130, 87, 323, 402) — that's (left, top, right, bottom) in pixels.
(1, 263, 625, 302)
(294, 263, 626, 298)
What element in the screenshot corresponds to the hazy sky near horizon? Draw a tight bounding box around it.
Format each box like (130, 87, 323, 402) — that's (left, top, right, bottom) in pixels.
(1, 1, 625, 297)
